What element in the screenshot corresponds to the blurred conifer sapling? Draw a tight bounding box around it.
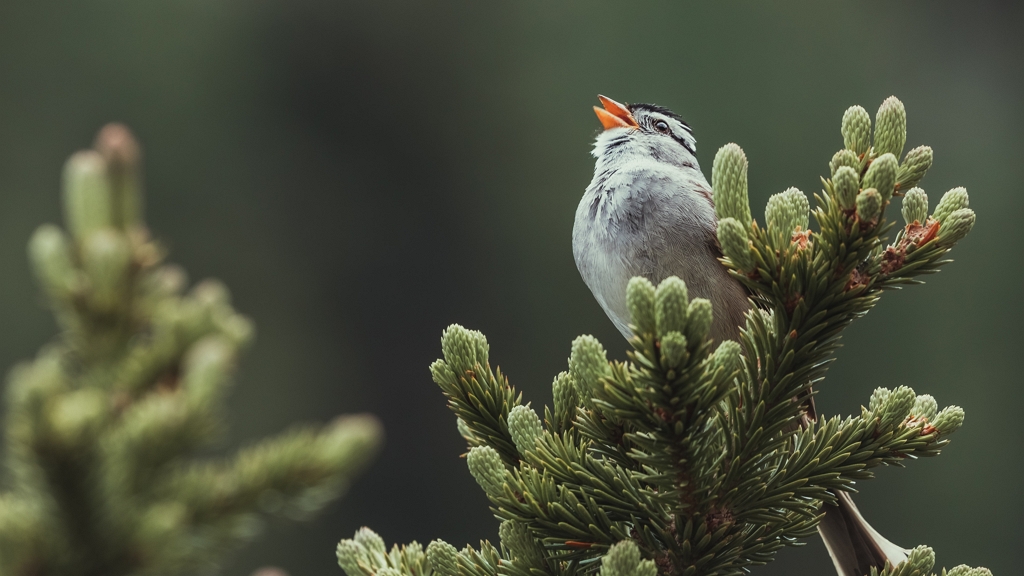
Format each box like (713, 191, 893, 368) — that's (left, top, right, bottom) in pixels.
(0, 124, 383, 576)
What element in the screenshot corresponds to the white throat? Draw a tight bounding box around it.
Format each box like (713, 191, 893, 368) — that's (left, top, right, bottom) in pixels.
(591, 127, 701, 176)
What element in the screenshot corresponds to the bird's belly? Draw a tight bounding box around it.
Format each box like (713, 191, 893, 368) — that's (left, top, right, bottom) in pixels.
(574, 235, 640, 339)
(577, 234, 747, 342)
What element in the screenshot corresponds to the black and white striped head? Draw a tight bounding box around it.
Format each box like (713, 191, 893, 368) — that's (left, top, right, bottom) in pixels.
(592, 95, 698, 169)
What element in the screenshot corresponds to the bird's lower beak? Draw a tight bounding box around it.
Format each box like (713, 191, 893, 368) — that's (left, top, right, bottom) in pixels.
(594, 95, 638, 130)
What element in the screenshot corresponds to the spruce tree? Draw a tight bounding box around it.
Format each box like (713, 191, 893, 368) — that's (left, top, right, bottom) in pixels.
(0, 124, 382, 575)
(335, 98, 990, 575)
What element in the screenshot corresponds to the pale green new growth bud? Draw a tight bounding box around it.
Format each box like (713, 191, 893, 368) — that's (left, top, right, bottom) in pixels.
(765, 187, 809, 238)
(717, 217, 754, 271)
(933, 187, 969, 223)
(862, 153, 898, 202)
(712, 143, 752, 224)
(897, 145, 933, 191)
(901, 188, 929, 225)
(600, 541, 657, 576)
(429, 359, 456, 388)
(63, 150, 113, 241)
(81, 229, 132, 312)
(353, 526, 387, 558)
(626, 276, 657, 336)
(466, 446, 506, 496)
(508, 405, 543, 455)
(868, 387, 891, 412)
(403, 542, 426, 569)
(94, 123, 144, 229)
(6, 350, 68, 414)
(902, 545, 936, 573)
(654, 276, 689, 337)
(218, 313, 255, 348)
(947, 567, 992, 576)
(841, 105, 872, 155)
(193, 278, 231, 308)
(832, 166, 860, 211)
(830, 149, 860, 176)
(879, 385, 915, 429)
(181, 336, 237, 406)
(151, 264, 187, 296)
(377, 569, 401, 576)
(874, 96, 907, 159)
(552, 371, 578, 429)
(441, 324, 489, 372)
(856, 189, 882, 222)
(660, 331, 688, 368)
(142, 264, 186, 303)
(912, 394, 938, 421)
(569, 335, 611, 397)
(336, 538, 368, 575)
(932, 406, 965, 435)
(685, 298, 713, 345)
(426, 540, 460, 576)
(28, 225, 79, 299)
(711, 340, 743, 376)
(49, 389, 109, 448)
(499, 520, 545, 566)
(456, 417, 475, 442)
(937, 208, 975, 245)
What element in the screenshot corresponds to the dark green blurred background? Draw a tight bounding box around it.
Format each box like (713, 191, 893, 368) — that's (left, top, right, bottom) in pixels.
(0, 1, 1020, 574)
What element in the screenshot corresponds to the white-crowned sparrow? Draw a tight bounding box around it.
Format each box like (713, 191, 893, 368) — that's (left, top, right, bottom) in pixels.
(572, 95, 908, 576)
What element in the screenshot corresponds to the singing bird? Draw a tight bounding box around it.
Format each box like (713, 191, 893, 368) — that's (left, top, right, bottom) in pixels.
(571, 95, 908, 575)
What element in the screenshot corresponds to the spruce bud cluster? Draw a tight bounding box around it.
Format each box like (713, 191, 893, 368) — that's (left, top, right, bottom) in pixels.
(897, 145, 933, 191)
(466, 446, 507, 496)
(874, 96, 907, 159)
(507, 405, 543, 455)
(832, 165, 860, 210)
(902, 188, 929, 225)
(857, 188, 883, 222)
(712, 143, 752, 225)
(654, 276, 689, 336)
(841, 105, 872, 155)
(599, 541, 657, 576)
(765, 187, 810, 240)
(830, 148, 861, 176)
(626, 276, 657, 336)
(570, 335, 612, 401)
(938, 209, 975, 245)
(717, 217, 753, 271)
(934, 187, 969, 223)
(863, 153, 899, 202)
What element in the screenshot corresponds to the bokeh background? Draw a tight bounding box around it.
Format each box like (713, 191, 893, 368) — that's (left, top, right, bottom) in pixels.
(0, 1, 1020, 574)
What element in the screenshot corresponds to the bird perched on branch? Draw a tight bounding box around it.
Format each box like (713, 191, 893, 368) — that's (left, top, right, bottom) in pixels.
(572, 95, 907, 576)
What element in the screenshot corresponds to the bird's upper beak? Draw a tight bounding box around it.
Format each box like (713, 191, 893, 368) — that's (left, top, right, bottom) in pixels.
(594, 95, 638, 130)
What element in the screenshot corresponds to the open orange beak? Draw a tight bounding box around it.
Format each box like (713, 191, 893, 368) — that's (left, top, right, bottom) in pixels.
(594, 95, 638, 130)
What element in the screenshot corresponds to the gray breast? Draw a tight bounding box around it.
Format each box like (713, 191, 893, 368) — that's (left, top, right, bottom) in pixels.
(573, 161, 749, 342)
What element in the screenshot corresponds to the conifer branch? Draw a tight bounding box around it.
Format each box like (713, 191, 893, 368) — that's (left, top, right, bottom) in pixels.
(0, 124, 383, 576)
(338, 98, 989, 576)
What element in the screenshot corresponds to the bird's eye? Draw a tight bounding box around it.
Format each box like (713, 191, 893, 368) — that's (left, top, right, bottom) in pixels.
(654, 120, 670, 133)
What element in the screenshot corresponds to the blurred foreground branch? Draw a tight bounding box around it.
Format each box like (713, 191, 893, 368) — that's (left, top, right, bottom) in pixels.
(0, 124, 383, 576)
